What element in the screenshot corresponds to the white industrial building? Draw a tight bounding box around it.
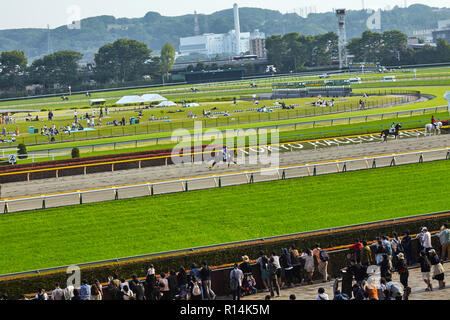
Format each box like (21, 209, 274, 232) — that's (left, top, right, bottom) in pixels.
(179, 4, 266, 57)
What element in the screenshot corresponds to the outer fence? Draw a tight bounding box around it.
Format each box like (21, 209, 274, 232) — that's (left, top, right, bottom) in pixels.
(1, 147, 449, 214)
(4, 92, 418, 147)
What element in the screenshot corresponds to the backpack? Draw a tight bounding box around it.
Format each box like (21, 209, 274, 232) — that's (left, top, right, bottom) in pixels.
(319, 250, 329, 262)
(192, 282, 201, 296)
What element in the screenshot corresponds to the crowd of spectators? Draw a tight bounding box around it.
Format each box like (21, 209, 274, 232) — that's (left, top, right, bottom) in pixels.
(2, 224, 448, 301)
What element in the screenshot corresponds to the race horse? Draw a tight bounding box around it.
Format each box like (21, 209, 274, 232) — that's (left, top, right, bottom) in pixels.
(425, 122, 443, 136)
(381, 123, 402, 143)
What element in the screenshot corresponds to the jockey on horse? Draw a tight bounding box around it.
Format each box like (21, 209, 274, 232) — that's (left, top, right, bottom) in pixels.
(381, 123, 402, 142)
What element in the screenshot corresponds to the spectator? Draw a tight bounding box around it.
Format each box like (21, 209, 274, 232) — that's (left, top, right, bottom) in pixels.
(289, 246, 304, 286)
(145, 270, 157, 300)
(229, 263, 244, 301)
(349, 259, 368, 285)
(417, 227, 432, 253)
(300, 249, 314, 285)
(418, 251, 433, 291)
(133, 280, 146, 301)
(64, 285, 74, 301)
(239, 256, 252, 275)
(177, 267, 188, 297)
(340, 262, 354, 298)
(386, 280, 404, 301)
(349, 239, 363, 263)
(72, 289, 82, 301)
(333, 290, 349, 300)
(352, 283, 365, 300)
(374, 239, 386, 265)
(280, 248, 294, 288)
(122, 285, 134, 300)
(364, 281, 379, 300)
(429, 249, 446, 289)
(439, 224, 450, 261)
(270, 252, 283, 288)
(267, 257, 280, 298)
(395, 253, 409, 290)
(167, 270, 179, 300)
(34, 288, 48, 300)
(128, 275, 140, 293)
(391, 233, 404, 256)
(312, 244, 329, 283)
(90, 281, 103, 301)
(256, 252, 270, 291)
(188, 274, 203, 301)
(50, 283, 64, 301)
(189, 264, 201, 284)
(382, 236, 393, 268)
(316, 288, 329, 300)
(158, 273, 170, 300)
(200, 261, 215, 300)
(378, 278, 388, 300)
(401, 231, 414, 265)
(79, 280, 91, 300)
(379, 254, 392, 280)
(360, 241, 373, 266)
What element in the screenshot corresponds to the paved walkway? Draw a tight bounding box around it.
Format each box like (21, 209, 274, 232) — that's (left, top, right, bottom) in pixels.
(220, 262, 450, 301)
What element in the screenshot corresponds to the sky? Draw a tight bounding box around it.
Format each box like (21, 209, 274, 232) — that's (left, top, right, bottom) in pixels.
(0, 0, 448, 30)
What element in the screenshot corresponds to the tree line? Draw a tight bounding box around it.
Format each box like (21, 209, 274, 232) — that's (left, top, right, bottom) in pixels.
(0, 39, 176, 96)
(266, 30, 450, 73)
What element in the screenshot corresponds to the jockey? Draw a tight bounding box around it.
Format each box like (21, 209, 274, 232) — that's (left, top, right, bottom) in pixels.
(431, 116, 436, 129)
(390, 122, 396, 134)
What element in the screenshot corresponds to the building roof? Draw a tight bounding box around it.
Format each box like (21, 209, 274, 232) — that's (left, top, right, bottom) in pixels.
(116, 94, 167, 105)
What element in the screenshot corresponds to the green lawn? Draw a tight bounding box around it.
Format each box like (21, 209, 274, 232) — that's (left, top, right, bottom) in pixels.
(1, 160, 449, 274)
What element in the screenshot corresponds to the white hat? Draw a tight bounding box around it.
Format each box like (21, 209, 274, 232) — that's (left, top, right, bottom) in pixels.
(421, 227, 428, 232)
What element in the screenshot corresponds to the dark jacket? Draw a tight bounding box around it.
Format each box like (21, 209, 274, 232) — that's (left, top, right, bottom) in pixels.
(280, 253, 293, 269)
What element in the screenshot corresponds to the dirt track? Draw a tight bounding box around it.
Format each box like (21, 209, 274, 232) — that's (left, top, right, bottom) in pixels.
(1, 133, 448, 199)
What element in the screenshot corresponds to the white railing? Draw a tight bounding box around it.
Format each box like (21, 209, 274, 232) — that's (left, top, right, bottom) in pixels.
(1, 147, 449, 214)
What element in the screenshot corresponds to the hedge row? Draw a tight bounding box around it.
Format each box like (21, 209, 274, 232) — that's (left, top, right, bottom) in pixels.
(0, 213, 447, 299)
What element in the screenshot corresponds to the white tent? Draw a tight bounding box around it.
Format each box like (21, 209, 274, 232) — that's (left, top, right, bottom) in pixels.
(185, 103, 200, 108)
(141, 94, 167, 103)
(116, 95, 142, 105)
(157, 101, 177, 107)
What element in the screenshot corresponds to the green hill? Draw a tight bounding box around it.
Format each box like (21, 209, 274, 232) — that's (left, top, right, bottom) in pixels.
(1, 4, 449, 61)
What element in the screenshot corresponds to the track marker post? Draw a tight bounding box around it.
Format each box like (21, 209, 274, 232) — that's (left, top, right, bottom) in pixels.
(79, 192, 83, 205)
(3, 202, 8, 214)
(185, 181, 189, 192)
(249, 174, 254, 184)
(115, 189, 119, 200)
(372, 159, 377, 169)
(282, 170, 286, 180)
(342, 163, 347, 173)
(218, 178, 222, 188)
(419, 154, 424, 164)
(390, 157, 396, 167)
(313, 166, 317, 176)
(42, 198, 46, 209)
(446, 151, 450, 160)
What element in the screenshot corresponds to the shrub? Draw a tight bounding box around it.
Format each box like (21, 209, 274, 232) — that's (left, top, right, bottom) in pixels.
(17, 144, 27, 160)
(71, 148, 80, 159)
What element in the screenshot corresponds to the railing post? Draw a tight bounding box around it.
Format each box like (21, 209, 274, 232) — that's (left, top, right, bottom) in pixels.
(115, 189, 119, 200)
(79, 192, 83, 205)
(313, 166, 317, 176)
(42, 198, 46, 209)
(342, 163, 347, 173)
(3, 202, 8, 214)
(249, 174, 254, 184)
(282, 170, 286, 180)
(372, 159, 377, 169)
(419, 154, 424, 164)
(447, 151, 450, 160)
(185, 181, 189, 192)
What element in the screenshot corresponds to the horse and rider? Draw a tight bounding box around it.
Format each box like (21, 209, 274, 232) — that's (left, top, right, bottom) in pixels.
(425, 115, 443, 136)
(210, 145, 238, 169)
(381, 122, 402, 142)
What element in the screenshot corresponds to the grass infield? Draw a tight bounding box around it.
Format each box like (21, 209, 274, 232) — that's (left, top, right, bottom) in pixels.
(0, 160, 449, 274)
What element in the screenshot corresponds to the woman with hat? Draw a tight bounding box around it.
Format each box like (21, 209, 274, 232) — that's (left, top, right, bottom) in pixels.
(395, 253, 409, 290)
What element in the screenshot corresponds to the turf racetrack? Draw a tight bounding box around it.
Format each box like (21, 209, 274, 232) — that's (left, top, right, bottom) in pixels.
(0, 160, 449, 274)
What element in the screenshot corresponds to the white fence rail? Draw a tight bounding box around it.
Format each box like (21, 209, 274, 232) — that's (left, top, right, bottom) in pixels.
(1, 147, 449, 214)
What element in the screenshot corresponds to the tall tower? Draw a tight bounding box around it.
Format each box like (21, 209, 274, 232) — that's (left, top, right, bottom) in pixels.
(233, 3, 241, 55)
(336, 9, 348, 69)
(194, 11, 200, 36)
(47, 24, 53, 55)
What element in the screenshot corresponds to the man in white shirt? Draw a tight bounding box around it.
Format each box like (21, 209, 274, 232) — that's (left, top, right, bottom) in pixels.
(230, 263, 244, 301)
(418, 227, 432, 252)
(386, 281, 404, 300)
